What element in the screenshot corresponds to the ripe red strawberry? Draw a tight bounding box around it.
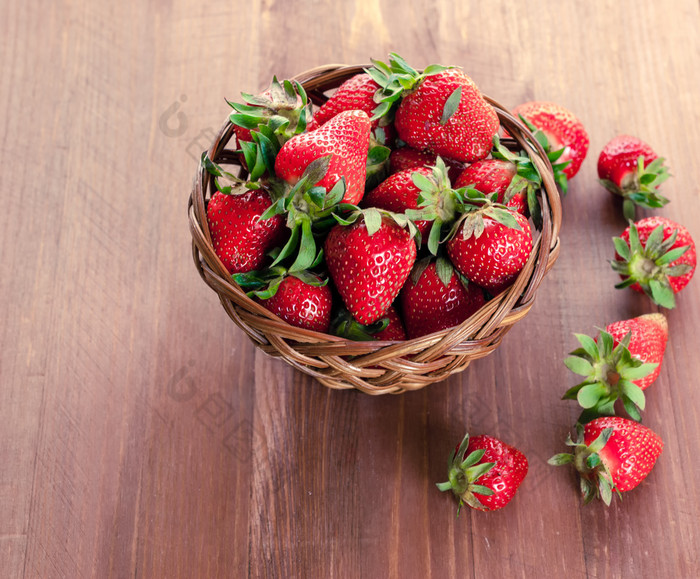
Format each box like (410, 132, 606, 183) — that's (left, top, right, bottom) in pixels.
(275, 109, 371, 205)
(598, 135, 670, 220)
(455, 159, 528, 215)
(324, 209, 417, 325)
(437, 433, 528, 512)
(389, 147, 464, 182)
(253, 273, 332, 333)
(612, 216, 696, 308)
(512, 101, 589, 179)
(562, 321, 664, 422)
(605, 314, 668, 391)
(400, 258, 485, 339)
(549, 417, 663, 505)
(206, 189, 287, 274)
(313, 73, 382, 129)
(447, 207, 533, 293)
(369, 54, 499, 163)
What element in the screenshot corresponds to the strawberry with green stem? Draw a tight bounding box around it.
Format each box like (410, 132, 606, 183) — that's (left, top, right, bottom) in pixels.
(512, 101, 589, 194)
(363, 157, 460, 251)
(598, 135, 670, 221)
(562, 325, 660, 423)
(548, 417, 663, 505)
(611, 216, 696, 308)
(446, 192, 533, 293)
(203, 154, 287, 274)
(399, 257, 486, 339)
(324, 207, 418, 325)
(367, 53, 499, 163)
(234, 265, 332, 333)
(256, 109, 372, 274)
(456, 135, 546, 227)
(437, 433, 528, 513)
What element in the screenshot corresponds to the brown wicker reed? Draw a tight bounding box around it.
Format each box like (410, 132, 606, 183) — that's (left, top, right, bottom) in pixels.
(189, 64, 562, 394)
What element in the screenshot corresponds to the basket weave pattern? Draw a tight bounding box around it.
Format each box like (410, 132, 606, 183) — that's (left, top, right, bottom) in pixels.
(189, 64, 562, 394)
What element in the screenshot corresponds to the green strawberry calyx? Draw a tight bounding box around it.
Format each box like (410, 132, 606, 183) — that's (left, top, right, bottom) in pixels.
(202, 152, 262, 194)
(516, 114, 571, 195)
(365, 52, 453, 123)
(402, 157, 461, 254)
(332, 206, 419, 239)
(548, 424, 620, 506)
(491, 135, 545, 229)
(445, 189, 523, 246)
(260, 155, 351, 273)
(562, 329, 658, 423)
(329, 307, 391, 341)
(600, 155, 671, 221)
(232, 265, 327, 300)
(610, 221, 692, 309)
(436, 433, 496, 514)
(228, 76, 313, 182)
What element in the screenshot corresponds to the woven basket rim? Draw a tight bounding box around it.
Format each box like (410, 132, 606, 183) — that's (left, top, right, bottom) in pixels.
(188, 63, 562, 394)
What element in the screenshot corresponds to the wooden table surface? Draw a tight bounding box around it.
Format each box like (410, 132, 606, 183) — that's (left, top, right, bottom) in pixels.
(3, 1, 700, 577)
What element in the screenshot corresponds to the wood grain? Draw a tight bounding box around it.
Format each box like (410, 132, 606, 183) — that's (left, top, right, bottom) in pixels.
(2, 0, 700, 577)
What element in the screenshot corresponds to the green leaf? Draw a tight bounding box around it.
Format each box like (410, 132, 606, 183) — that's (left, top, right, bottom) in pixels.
(648, 279, 676, 308)
(302, 155, 332, 186)
(459, 449, 486, 469)
(620, 380, 646, 410)
(363, 208, 383, 236)
(465, 461, 495, 483)
(440, 86, 462, 125)
(623, 362, 658, 381)
(622, 396, 642, 422)
(597, 331, 614, 359)
(271, 225, 300, 266)
(613, 237, 631, 261)
(470, 485, 495, 496)
(427, 219, 443, 256)
(577, 382, 608, 409)
(411, 171, 436, 192)
(574, 333, 600, 360)
(564, 356, 594, 376)
(435, 256, 453, 287)
(289, 219, 317, 273)
(656, 245, 689, 265)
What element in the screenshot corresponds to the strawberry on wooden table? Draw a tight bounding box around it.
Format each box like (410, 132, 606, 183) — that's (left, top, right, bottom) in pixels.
(549, 417, 663, 505)
(611, 216, 696, 308)
(562, 319, 664, 422)
(597, 134, 670, 220)
(368, 53, 499, 163)
(324, 208, 417, 325)
(446, 198, 533, 294)
(399, 257, 485, 339)
(437, 433, 528, 513)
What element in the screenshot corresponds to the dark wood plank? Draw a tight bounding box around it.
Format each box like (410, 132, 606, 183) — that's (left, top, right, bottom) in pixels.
(2, 0, 700, 578)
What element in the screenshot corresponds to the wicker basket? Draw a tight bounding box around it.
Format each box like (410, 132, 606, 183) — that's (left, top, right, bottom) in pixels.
(188, 64, 562, 394)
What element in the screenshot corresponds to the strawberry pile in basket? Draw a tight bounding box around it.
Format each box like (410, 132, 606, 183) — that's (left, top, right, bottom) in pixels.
(204, 53, 587, 341)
